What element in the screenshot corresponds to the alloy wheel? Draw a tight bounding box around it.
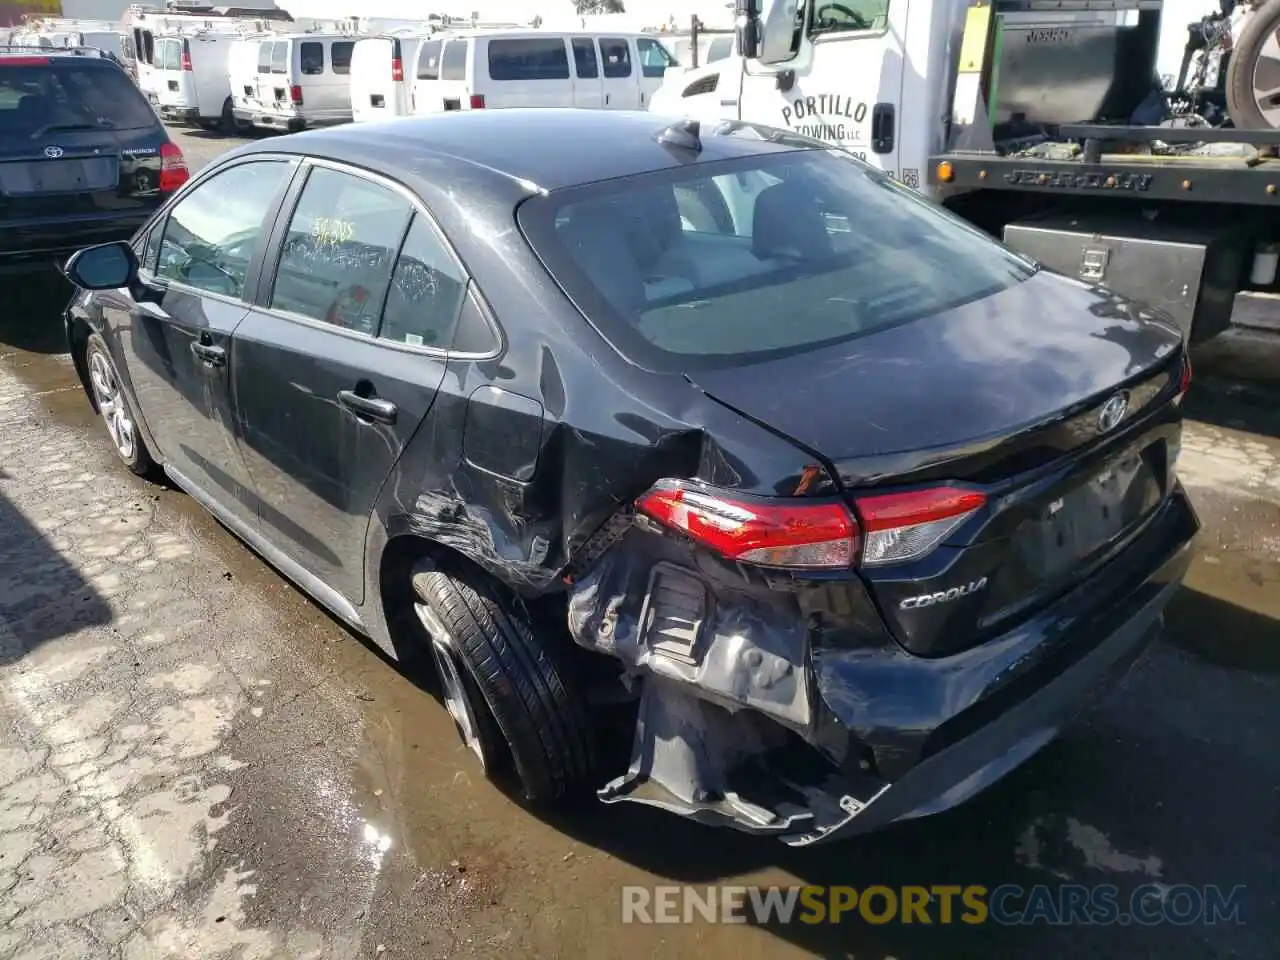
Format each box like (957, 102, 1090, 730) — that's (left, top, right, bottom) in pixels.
(415, 602, 487, 769)
(88, 351, 136, 462)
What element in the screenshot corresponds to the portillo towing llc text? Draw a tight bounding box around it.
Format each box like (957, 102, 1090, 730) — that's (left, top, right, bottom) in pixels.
(620, 884, 1247, 926)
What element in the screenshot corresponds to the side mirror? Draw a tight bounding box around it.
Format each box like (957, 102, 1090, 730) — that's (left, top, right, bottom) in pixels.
(735, 0, 762, 59)
(63, 241, 138, 291)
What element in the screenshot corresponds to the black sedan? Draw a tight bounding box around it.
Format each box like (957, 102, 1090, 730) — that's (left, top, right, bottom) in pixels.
(62, 109, 1198, 845)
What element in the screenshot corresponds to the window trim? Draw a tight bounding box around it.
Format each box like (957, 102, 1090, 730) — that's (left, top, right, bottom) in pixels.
(806, 0, 893, 41)
(141, 156, 302, 309)
(331, 39, 355, 75)
(255, 156, 500, 360)
(299, 39, 325, 76)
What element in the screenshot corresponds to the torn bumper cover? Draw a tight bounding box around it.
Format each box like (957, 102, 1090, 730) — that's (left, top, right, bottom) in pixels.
(568, 489, 1198, 846)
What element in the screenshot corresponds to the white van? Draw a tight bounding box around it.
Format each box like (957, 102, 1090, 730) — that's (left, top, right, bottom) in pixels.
(408, 30, 676, 114)
(348, 31, 431, 122)
(152, 31, 241, 130)
(231, 33, 357, 132)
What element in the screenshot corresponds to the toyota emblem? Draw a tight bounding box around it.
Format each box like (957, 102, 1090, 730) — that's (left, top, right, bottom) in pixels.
(43, 145, 64, 159)
(1097, 392, 1129, 434)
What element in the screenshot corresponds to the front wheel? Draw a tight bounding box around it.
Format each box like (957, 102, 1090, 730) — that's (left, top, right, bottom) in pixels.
(85, 334, 154, 476)
(411, 564, 598, 802)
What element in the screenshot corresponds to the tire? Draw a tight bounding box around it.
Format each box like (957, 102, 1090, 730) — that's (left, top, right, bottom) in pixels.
(411, 564, 597, 802)
(196, 118, 219, 132)
(1226, 0, 1280, 129)
(84, 334, 154, 477)
(220, 97, 238, 134)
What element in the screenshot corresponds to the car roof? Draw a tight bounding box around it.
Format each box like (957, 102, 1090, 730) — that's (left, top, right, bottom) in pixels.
(242, 109, 822, 195)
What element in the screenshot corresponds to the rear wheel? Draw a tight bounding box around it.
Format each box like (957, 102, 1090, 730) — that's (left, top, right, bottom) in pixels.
(85, 334, 153, 476)
(220, 97, 243, 134)
(411, 563, 597, 802)
(1226, 0, 1280, 129)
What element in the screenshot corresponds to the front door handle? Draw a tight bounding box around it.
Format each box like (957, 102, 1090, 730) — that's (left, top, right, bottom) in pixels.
(338, 389, 397, 425)
(190, 340, 225, 367)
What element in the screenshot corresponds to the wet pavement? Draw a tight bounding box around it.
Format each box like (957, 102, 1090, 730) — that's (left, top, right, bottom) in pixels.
(0, 128, 1277, 959)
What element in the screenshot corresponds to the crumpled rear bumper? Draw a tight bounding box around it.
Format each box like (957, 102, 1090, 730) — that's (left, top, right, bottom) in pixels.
(574, 486, 1198, 845)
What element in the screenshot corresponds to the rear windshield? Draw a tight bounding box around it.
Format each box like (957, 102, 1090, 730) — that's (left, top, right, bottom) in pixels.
(0, 60, 158, 134)
(519, 150, 1036, 372)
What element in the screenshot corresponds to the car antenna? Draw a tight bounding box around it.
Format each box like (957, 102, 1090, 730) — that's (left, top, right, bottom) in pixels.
(657, 118, 702, 153)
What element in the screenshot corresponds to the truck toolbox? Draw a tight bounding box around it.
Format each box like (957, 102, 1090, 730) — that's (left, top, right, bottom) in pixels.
(1003, 215, 1249, 343)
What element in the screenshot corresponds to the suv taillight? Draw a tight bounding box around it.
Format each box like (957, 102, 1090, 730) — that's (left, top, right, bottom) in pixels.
(469, 93, 485, 109)
(1173, 353, 1193, 406)
(159, 142, 189, 192)
(636, 480, 986, 569)
(289, 84, 303, 105)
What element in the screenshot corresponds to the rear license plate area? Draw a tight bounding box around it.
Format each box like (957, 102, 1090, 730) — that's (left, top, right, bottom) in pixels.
(1018, 444, 1164, 578)
(0, 158, 119, 196)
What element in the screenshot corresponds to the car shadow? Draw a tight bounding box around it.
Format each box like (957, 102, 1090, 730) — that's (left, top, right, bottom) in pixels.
(0, 487, 113, 666)
(1183, 373, 1280, 440)
(0, 268, 75, 355)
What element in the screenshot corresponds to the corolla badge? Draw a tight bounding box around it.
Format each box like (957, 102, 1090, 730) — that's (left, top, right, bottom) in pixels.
(1097, 392, 1130, 434)
(900, 577, 988, 610)
(44, 145, 65, 159)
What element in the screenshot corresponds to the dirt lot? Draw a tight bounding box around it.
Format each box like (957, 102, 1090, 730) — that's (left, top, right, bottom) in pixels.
(0, 124, 1276, 960)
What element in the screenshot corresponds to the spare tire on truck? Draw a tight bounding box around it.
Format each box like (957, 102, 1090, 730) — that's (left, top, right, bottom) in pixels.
(1227, 0, 1280, 128)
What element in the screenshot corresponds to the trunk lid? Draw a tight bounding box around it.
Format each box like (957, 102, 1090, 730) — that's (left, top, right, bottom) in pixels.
(687, 271, 1186, 656)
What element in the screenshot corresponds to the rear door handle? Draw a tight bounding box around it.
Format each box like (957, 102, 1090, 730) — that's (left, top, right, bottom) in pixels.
(190, 341, 225, 367)
(338, 389, 397, 425)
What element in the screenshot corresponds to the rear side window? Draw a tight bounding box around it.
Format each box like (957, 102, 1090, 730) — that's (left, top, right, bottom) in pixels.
(519, 151, 1034, 372)
(598, 38, 631, 79)
(270, 41, 287, 74)
(271, 167, 412, 335)
(257, 40, 272, 72)
(487, 38, 569, 81)
(0, 62, 158, 132)
(332, 40, 354, 74)
(571, 38, 597, 78)
(417, 39, 442, 79)
(381, 214, 468, 348)
(636, 37, 675, 77)
(440, 40, 466, 81)
(300, 41, 324, 76)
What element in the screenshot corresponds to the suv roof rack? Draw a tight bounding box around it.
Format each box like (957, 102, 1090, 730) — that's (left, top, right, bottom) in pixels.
(0, 44, 112, 57)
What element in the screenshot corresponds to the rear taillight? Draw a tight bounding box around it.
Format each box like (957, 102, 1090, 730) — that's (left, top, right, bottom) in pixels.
(636, 480, 856, 568)
(854, 487, 986, 566)
(469, 93, 485, 109)
(158, 142, 189, 192)
(636, 480, 986, 570)
(1173, 353, 1192, 405)
(180, 41, 192, 71)
(391, 55, 404, 81)
(289, 84, 303, 105)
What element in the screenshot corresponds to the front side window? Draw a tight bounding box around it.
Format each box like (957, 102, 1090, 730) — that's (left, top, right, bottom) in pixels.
(332, 40, 354, 74)
(270, 41, 287, 74)
(571, 37, 598, 78)
(598, 38, 631, 79)
(810, 0, 891, 35)
(520, 150, 1034, 372)
(487, 38, 569, 81)
(706, 36, 734, 62)
(270, 167, 411, 335)
(417, 39, 442, 80)
(300, 41, 324, 76)
(381, 214, 468, 348)
(441, 40, 466, 81)
(156, 160, 292, 299)
(636, 37, 675, 78)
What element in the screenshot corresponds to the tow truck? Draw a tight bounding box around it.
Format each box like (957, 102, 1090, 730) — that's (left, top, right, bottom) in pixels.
(650, 0, 1280, 354)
